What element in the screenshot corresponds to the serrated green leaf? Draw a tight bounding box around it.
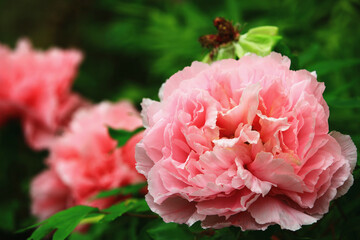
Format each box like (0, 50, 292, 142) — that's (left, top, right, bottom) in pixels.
(20, 197, 150, 240)
(16, 222, 43, 234)
(132, 199, 151, 213)
(100, 199, 147, 222)
(95, 182, 147, 199)
(188, 221, 204, 233)
(108, 127, 144, 147)
(27, 205, 97, 240)
(79, 214, 105, 225)
(147, 222, 193, 240)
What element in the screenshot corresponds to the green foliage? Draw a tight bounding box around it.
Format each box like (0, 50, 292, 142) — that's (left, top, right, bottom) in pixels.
(202, 26, 281, 63)
(22, 206, 97, 240)
(238, 26, 281, 56)
(147, 222, 193, 240)
(108, 127, 144, 147)
(21, 198, 152, 240)
(100, 199, 150, 222)
(95, 182, 146, 199)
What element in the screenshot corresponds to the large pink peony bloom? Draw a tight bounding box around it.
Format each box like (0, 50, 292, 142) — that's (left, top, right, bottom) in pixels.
(0, 39, 85, 150)
(31, 101, 145, 220)
(136, 53, 357, 230)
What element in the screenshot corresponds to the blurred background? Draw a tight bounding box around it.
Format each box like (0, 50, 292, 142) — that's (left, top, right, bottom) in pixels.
(0, 0, 359, 239)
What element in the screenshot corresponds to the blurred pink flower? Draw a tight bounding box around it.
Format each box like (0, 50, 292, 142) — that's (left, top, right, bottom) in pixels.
(136, 53, 357, 230)
(0, 39, 85, 150)
(31, 169, 73, 221)
(31, 101, 145, 221)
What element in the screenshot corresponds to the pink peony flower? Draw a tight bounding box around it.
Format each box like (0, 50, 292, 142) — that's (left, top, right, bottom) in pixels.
(31, 169, 73, 221)
(136, 53, 357, 230)
(31, 101, 145, 220)
(0, 39, 85, 150)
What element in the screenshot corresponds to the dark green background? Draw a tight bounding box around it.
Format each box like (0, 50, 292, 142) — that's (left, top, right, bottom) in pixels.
(0, 0, 359, 239)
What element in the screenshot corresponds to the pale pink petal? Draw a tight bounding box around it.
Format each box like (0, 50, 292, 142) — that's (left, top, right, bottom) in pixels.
(196, 188, 258, 217)
(331, 131, 357, 171)
(0, 39, 84, 150)
(136, 52, 355, 230)
(146, 194, 205, 225)
(234, 160, 273, 196)
(217, 83, 261, 135)
(248, 152, 304, 193)
(31, 101, 145, 222)
(161, 61, 210, 100)
(249, 197, 318, 230)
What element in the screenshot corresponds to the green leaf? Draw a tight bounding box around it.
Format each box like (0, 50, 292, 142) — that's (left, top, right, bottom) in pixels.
(132, 198, 151, 213)
(188, 221, 204, 233)
(147, 222, 193, 240)
(26, 205, 97, 240)
(108, 127, 144, 147)
(214, 43, 236, 61)
(95, 182, 147, 199)
(20, 198, 150, 240)
(101, 199, 150, 222)
(234, 42, 245, 59)
(238, 26, 282, 57)
(204, 25, 282, 63)
(100, 202, 131, 222)
(78, 214, 105, 225)
(245, 26, 279, 36)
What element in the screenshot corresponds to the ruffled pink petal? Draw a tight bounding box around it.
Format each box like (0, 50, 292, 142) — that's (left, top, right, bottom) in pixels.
(331, 131, 357, 171)
(233, 159, 273, 196)
(136, 52, 355, 230)
(248, 152, 304, 193)
(217, 83, 261, 136)
(0, 39, 84, 150)
(146, 194, 205, 226)
(196, 188, 258, 217)
(161, 61, 210, 100)
(33, 101, 145, 221)
(249, 197, 318, 231)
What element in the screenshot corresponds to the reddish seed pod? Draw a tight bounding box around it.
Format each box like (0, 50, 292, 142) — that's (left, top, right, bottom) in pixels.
(199, 17, 240, 52)
(199, 34, 219, 49)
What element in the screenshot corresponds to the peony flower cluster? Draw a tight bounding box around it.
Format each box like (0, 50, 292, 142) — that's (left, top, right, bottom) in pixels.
(0, 40, 85, 150)
(0, 39, 147, 224)
(31, 101, 145, 220)
(136, 53, 357, 230)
